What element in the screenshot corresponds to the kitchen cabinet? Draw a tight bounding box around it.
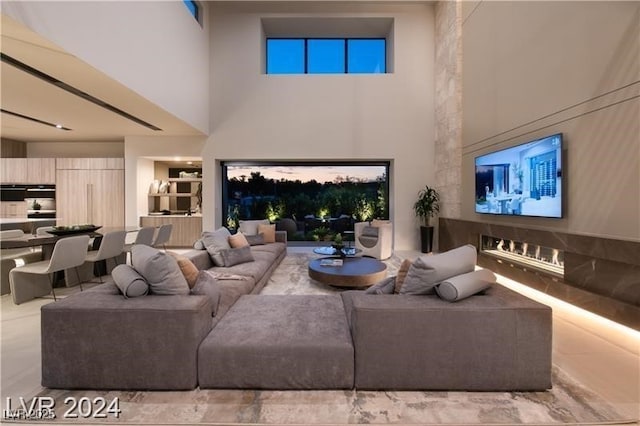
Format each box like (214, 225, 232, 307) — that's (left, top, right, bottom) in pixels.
(1, 158, 56, 184)
(56, 159, 124, 227)
(56, 158, 124, 170)
(0, 158, 27, 183)
(26, 158, 56, 184)
(0, 201, 27, 218)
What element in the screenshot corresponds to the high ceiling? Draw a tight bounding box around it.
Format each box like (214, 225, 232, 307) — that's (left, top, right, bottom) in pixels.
(0, 14, 205, 143)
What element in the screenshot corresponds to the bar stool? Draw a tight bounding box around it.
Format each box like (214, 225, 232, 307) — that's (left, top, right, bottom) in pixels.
(151, 224, 172, 251)
(9, 234, 90, 302)
(84, 230, 127, 282)
(123, 226, 155, 264)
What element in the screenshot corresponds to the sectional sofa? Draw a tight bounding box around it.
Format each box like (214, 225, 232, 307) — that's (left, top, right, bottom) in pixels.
(41, 239, 552, 392)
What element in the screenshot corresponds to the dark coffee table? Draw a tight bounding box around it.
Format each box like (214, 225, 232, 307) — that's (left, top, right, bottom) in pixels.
(308, 256, 387, 288)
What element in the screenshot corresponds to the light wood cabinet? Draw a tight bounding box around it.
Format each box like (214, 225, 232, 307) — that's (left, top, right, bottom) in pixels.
(56, 158, 124, 170)
(26, 158, 56, 184)
(56, 168, 124, 227)
(139, 216, 202, 247)
(0, 158, 27, 183)
(0, 201, 27, 218)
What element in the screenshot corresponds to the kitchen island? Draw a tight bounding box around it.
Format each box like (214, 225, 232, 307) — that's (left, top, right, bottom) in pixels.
(139, 215, 202, 247)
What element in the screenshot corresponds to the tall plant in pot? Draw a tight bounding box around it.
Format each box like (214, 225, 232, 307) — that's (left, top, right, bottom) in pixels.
(413, 185, 440, 253)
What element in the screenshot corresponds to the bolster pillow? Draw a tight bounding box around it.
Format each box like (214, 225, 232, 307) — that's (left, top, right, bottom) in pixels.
(435, 269, 496, 302)
(111, 264, 149, 298)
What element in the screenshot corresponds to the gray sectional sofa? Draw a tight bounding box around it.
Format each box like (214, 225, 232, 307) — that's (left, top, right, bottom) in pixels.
(41, 238, 552, 392)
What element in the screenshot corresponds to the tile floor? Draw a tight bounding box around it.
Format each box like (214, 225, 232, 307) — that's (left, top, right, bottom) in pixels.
(1, 247, 638, 424)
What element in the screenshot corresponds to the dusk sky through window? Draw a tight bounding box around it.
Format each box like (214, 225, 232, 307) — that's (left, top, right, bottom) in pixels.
(267, 38, 385, 74)
(227, 165, 386, 184)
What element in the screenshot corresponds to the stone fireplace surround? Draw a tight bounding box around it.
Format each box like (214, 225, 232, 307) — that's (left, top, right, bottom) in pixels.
(439, 218, 640, 331)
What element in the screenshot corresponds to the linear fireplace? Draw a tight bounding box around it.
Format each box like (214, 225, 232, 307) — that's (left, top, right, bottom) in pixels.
(480, 235, 564, 278)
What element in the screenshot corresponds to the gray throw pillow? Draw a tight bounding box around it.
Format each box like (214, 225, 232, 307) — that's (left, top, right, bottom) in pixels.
(245, 234, 265, 246)
(111, 264, 149, 298)
(436, 269, 496, 302)
(365, 276, 396, 294)
(201, 228, 232, 266)
(193, 239, 205, 250)
(400, 244, 477, 295)
(220, 245, 254, 267)
(131, 245, 190, 295)
(238, 219, 270, 236)
(191, 270, 221, 316)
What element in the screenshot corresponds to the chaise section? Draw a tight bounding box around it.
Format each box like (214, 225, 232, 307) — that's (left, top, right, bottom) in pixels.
(342, 284, 552, 391)
(198, 295, 354, 389)
(41, 283, 213, 390)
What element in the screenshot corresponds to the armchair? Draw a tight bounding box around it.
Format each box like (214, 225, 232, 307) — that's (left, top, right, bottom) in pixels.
(354, 220, 393, 260)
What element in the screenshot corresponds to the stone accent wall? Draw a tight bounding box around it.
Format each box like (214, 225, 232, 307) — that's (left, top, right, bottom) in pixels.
(434, 1, 462, 219)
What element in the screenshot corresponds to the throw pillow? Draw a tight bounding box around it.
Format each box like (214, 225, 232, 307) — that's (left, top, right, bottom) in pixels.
(245, 234, 265, 246)
(201, 228, 232, 267)
(167, 252, 199, 289)
(191, 270, 221, 316)
(365, 276, 396, 295)
(400, 244, 477, 295)
(131, 245, 189, 295)
(435, 269, 496, 302)
(193, 239, 205, 250)
(111, 264, 149, 298)
(257, 223, 276, 243)
(228, 232, 250, 248)
(394, 259, 413, 294)
(220, 245, 254, 267)
(238, 219, 270, 236)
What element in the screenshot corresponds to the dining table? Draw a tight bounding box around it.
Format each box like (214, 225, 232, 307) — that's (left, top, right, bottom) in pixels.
(2, 226, 144, 304)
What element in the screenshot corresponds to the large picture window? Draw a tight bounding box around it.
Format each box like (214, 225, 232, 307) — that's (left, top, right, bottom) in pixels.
(221, 162, 390, 242)
(266, 38, 386, 74)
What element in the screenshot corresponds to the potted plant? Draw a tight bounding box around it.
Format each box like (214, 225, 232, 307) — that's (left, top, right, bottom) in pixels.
(332, 233, 344, 256)
(413, 185, 440, 253)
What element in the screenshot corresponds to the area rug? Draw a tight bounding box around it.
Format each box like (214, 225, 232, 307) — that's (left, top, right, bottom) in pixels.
(31, 253, 631, 425)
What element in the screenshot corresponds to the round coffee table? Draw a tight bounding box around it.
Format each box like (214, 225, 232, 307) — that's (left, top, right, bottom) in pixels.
(308, 256, 387, 288)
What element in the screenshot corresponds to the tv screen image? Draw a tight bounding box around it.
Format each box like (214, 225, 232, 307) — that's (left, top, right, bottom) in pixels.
(475, 133, 563, 218)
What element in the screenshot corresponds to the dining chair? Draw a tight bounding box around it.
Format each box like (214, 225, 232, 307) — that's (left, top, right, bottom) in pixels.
(152, 224, 173, 251)
(123, 226, 155, 264)
(9, 234, 90, 302)
(84, 230, 127, 282)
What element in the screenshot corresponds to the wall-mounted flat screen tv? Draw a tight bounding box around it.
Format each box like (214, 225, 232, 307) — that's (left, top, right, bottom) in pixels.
(475, 133, 563, 218)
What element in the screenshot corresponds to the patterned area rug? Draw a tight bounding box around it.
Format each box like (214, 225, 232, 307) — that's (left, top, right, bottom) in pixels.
(33, 253, 630, 425)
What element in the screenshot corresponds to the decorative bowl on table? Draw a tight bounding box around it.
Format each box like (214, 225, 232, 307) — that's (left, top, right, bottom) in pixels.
(46, 224, 102, 236)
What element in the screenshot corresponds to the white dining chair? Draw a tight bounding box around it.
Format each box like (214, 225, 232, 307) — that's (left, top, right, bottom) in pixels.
(152, 224, 173, 251)
(9, 234, 90, 302)
(1, 229, 43, 295)
(84, 230, 127, 282)
(123, 226, 155, 264)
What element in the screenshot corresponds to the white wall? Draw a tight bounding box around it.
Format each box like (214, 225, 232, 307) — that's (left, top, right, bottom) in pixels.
(2, 1, 210, 134)
(124, 136, 206, 227)
(207, 3, 435, 250)
(461, 1, 640, 241)
(26, 141, 124, 158)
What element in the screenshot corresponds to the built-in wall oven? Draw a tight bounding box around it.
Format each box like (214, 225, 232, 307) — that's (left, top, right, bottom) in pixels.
(25, 185, 56, 219)
(0, 184, 27, 201)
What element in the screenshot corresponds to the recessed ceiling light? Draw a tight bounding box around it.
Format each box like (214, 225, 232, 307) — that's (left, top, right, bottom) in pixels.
(187, 161, 193, 165)
(55, 124, 63, 129)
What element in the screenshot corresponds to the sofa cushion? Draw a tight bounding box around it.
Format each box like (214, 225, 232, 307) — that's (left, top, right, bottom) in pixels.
(228, 232, 249, 248)
(111, 264, 149, 298)
(168, 252, 199, 289)
(258, 223, 276, 243)
(191, 270, 221, 316)
(365, 276, 396, 294)
(400, 244, 476, 295)
(215, 277, 256, 320)
(211, 259, 273, 282)
(245, 234, 265, 246)
(394, 259, 412, 294)
(238, 219, 270, 236)
(220, 246, 254, 267)
(436, 269, 496, 302)
(131, 245, 189, 295)
(202, 228, 232, 267)
(251, 250, 279, 264)
(250, 242, 286, 256)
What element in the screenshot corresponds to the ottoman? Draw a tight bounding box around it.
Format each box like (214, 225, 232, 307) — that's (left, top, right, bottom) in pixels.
(198, 295, 354, 389)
